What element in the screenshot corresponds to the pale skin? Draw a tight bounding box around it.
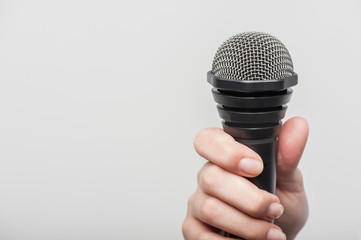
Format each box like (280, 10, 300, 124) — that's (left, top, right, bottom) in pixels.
(182, 117, 309, 240)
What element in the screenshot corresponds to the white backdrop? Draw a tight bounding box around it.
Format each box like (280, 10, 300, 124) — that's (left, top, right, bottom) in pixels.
(1, 0, 361, 239)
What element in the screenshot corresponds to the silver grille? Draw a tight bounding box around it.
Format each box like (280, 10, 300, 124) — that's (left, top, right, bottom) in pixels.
(212, 32, 294, 81)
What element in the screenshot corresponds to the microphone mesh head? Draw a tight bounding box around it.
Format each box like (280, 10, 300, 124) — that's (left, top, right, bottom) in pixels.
(212, 32, 294, 81)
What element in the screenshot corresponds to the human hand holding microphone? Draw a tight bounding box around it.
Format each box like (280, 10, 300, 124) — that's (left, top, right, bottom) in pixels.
(182, 32, 309, 240)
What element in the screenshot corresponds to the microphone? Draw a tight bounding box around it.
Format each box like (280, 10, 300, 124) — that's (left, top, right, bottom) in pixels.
(207, 32, 297, 238)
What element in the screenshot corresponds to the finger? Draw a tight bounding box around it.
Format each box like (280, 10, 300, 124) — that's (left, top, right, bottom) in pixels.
(192, 188, 285, 240)
(183, 193, 231, 240)
(198, 163, 283, 221)
(194, 128, 263, 177)
(275, 118, 309, 237)
(182, 215, 231, 240)
(278, 117, 309, 169)
(277, 117, 309, 191)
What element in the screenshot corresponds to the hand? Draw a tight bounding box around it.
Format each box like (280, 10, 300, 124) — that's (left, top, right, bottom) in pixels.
(182, 117, 309, 240)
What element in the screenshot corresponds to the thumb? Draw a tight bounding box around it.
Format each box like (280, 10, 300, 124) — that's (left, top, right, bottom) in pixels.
(277, 117, 309, 191)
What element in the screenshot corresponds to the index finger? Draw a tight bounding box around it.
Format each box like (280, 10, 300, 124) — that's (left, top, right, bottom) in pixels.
(194, 128, 263, 178)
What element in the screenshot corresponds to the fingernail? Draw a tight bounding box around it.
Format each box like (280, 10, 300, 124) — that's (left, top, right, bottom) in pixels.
(238, 158, 263, 175)
(267, 228, 286, 240)
(266, 202, 284, 220)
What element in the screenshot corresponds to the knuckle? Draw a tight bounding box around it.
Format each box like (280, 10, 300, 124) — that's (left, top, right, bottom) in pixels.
(187, 194, 195, 208)
(182, 218, 190, 239)
(197, 169, 202, 183)
(249, 191, 271, 216)
(197, 162, 210, 184)
(199, 164, 220, 192)
(199, 196, 220, 223)
(187, 193, 196, 209)
(182, 214, 213, 240)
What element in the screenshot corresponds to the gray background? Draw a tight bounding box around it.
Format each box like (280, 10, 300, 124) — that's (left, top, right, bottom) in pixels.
(0, 0, 360, 239)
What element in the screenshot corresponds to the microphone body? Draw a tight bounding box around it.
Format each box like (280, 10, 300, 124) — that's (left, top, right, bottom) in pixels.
(207, 32, 298, 238)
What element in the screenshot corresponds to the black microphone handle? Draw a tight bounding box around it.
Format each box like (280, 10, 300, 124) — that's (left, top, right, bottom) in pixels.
(208, 72, 298, 239)
(220, 130, 279, 239)
(236, 137, 278, 194)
